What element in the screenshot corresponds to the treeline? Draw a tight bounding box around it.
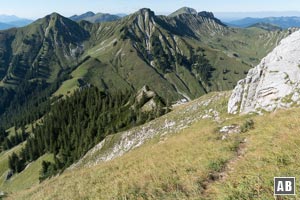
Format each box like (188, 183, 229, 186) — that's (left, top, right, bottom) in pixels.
(1, 127, 28, 151)
(9, 152, 25, 173)
(0, 127, 9, 151)
(9, 86, 166, 180)
(0, 80, 60, 129)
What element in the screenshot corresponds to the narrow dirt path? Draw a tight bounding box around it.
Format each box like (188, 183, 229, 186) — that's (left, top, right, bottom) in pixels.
(219, 139, 247, 181)
(200, 137, 248, 198)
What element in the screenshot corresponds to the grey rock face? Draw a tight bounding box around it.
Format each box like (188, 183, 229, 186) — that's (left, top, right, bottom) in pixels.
(228, 30, 300, 114)
(198, 11, 215, 19)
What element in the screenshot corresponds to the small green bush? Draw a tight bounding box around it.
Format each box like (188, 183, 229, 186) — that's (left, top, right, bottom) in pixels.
(208, 159, 227, 172)
(241, 119, 254, 133)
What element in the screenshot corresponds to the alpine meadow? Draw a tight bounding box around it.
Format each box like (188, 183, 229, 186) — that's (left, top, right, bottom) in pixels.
(0, 2, 300, 199)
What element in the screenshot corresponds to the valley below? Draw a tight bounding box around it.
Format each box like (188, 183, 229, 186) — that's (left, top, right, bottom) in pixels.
(0, 5, 300, 200)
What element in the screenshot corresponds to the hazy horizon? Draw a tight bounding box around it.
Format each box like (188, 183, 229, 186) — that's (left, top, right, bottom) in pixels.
(1, 10, 300, 23)
(0, 0, 300, 20)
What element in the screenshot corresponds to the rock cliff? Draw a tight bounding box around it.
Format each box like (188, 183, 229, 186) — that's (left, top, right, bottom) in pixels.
(228, 29, 300, 114)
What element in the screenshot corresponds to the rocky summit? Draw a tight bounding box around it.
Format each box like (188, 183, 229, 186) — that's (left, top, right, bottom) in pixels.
(228, 29, 300, 114)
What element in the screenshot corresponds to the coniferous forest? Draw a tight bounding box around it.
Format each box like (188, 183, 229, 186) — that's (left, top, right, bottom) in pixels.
(7, 86, 166, 180)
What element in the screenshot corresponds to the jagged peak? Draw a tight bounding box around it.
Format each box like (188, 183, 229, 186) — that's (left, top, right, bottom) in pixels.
(125, 8, 156, 23)
(31, 12, 66, 28)
(47, 12, 64, 19)
(28, 12, 90, 43)
(168, 8, 224, 26)
(133, 8, 155, 17)
(171, 10, 225, 28)
(38, 12, 74, 25)
(131, 8, 155, 18)
(125, 8, 157, 31)
(38, 12, 81, 26)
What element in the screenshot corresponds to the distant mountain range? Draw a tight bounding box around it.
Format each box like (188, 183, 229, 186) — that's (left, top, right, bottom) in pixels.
(248, 22, 282, 31)
(215, 11, 300, 22)
(2, 11, 300, 31)
(166, 9, 300, 30)
(228, 16, 300, 29)
(0, 7, 294, 198)
(0, 14, 33, 30)
(0, 7, 288, 102)
(70, 11, 122, 23)
(0, 22, 13, 30)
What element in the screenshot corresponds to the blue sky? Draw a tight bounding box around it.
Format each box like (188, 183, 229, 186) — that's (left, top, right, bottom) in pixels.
(1, 0, 300, 19)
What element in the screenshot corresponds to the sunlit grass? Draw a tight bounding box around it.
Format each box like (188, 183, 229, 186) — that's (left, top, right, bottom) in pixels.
(7, 93, 300, 200)
(1, 154, 54, 194)
(208, 108, 300, 200)
(10, 119, 241, 200)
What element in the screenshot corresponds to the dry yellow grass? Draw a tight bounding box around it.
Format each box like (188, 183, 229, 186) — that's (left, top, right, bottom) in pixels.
(7, 94, 300, 200)
(9, 118, 241, 200)
(207, 108, 300, 200)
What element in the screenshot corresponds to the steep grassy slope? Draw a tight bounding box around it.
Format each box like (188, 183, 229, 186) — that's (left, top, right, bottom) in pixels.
(8, 91, 300, 199)
(0, 12, 89, 88)
(0, 9, 295, 198)
(207, 108, 300, 199)
(1, 154, 53, 193)
(0, 8, 290, 103)
(0, 86, 165, 197)
(0, 122, 53, 197)
(72, 92, 229, 168)
(0, 13, 92, 128)
(5, 93, 231, 199)
(54, 8, 289, 101)
(0, 143, 25, 185)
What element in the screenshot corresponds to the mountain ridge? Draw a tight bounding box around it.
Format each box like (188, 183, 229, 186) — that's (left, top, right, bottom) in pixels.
(70, 11, 121, 23)
(248, 22, 282, 31)
(0, 8, 290, 106)
(229, 16, 300, 29)
(8, 90, 300, 199)
(0, 7, 292, 173)
(0, 7, 298, 199)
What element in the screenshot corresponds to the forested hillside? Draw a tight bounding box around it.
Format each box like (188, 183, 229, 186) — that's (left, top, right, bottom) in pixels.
(0, 7, 293, 197)
(8, 86, 166, 180)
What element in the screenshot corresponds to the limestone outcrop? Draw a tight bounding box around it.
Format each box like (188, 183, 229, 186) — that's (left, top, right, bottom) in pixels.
(228, 29, 300, 114)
